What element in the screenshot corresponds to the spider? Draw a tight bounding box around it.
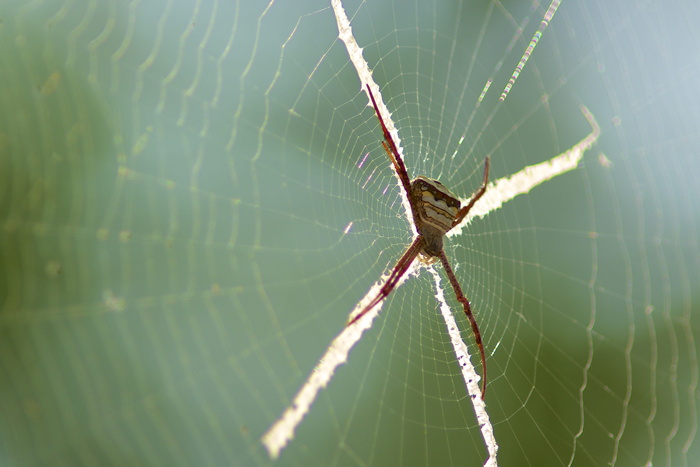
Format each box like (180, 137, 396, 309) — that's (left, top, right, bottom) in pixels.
(349, 84, 490, 399)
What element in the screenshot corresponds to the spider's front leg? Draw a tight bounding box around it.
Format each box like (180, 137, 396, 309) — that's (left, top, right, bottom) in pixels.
(348, 236, 424, 326)
(437, 250, 487, 399)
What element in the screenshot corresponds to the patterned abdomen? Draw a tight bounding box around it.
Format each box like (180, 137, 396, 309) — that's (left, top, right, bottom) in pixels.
(410, 176, 461, 235)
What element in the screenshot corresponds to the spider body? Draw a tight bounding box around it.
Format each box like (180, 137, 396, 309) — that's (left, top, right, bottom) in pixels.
(410, 176, 461, 256)
(350, 84, 490, 398)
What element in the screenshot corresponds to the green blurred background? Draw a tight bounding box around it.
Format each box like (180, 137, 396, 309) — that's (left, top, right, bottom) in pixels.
(1, 0, 698, 465)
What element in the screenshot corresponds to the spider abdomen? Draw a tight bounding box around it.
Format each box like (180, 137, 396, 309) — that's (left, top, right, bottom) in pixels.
(410, 176, 461, 255)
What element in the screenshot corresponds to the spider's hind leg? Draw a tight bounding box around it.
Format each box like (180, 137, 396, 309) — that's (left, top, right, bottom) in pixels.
(452, 157, 490, 228)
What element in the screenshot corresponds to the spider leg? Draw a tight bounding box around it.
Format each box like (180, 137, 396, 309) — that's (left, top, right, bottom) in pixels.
(366, 84, 413, 200)
(437, 250, 487, 399)
(348, 236, 423, 326)
(381, 141, 407, 188)
(452, 156, 490, 228)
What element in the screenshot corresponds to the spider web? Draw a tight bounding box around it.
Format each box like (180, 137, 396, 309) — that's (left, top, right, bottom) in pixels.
(1, 1, 699, 466)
